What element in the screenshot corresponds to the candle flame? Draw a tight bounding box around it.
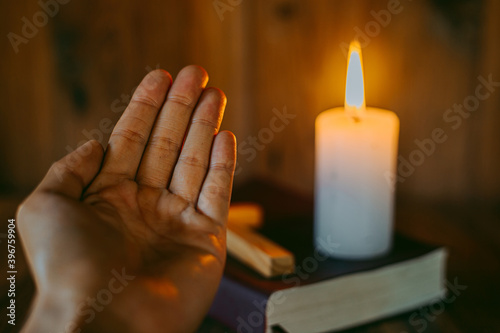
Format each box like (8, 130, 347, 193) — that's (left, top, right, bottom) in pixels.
(345, 40, 365, 117)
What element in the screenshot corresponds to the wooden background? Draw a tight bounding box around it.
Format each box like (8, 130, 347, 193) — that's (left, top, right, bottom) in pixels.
(1, 1, 500, 332)
(1, 0, 499, 203)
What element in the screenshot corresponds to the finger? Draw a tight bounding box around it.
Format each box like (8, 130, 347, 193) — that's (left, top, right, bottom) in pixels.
(169, 88, 226, 203)
(36, 140, 104, 199)
(197, 131, 237, 224)
(99, 69, 172, 180)
(136, 65, 208, 188)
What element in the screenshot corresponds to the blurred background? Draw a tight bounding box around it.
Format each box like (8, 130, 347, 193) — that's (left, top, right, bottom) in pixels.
(1, 0, 500, 331)
(1, 0, 499, 203)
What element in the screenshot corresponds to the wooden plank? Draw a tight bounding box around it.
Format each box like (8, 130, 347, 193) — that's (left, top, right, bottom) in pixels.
(226, 224, 295, 278)
(227, 202, 294, 277)
(0, 1, 57, 194)
(476, 0, 500, 200)
(228, 202, 264, 229)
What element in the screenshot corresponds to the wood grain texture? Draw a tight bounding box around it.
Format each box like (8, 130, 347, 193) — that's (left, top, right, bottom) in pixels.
(0, 0, 57, 193)
(0, 0, 498, 202)
(0, 0, 255, 195)
(476, 0, 500, 200)
(227, 224, 295, 277)
(249, 0, 489, 201)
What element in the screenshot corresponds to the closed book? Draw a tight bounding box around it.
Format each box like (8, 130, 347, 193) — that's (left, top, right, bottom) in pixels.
(209, 220, 447, 333)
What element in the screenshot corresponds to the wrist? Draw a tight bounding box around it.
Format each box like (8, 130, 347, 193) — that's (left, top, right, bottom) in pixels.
(23, 292, 84, 333)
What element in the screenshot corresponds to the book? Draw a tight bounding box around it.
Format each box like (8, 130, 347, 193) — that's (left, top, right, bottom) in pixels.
(209, 218, 447, 333)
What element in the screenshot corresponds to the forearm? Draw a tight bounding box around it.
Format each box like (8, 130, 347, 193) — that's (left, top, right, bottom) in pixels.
(23, 292, 129, 333)
(23, 282, 208, 333)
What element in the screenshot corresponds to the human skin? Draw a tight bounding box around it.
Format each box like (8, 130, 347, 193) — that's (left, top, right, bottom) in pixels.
(17, 65, 236, 333)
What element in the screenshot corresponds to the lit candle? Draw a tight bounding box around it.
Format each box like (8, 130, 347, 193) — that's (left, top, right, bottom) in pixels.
(314, 41, 399, 259)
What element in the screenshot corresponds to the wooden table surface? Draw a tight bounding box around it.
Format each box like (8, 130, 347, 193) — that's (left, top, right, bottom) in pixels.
(1, 179, 499, 332)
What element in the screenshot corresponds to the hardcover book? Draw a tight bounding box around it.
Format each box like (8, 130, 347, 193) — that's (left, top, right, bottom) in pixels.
(209, 219, 447, 333)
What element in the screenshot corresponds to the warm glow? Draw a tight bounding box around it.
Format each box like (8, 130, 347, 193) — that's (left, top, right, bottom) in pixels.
(345, 40, 366, 117)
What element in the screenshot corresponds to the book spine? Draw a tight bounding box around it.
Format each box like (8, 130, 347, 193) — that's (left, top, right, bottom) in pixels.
(208, 276, 269, 333)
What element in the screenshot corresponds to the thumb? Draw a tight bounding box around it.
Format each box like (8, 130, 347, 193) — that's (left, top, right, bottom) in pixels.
(37, 140, 104, 199)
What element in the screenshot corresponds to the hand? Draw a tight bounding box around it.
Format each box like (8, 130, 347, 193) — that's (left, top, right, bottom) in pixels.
(17, 66, 236, 333)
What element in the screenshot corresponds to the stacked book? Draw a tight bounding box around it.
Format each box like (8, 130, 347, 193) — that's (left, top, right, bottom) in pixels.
(210, 216, 447, 333)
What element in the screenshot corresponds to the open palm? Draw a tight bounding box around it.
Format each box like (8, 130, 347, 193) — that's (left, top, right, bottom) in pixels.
(18, 66, 236, 333)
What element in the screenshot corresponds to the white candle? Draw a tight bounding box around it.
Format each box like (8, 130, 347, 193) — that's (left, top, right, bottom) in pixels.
(314, 41, 399, 259)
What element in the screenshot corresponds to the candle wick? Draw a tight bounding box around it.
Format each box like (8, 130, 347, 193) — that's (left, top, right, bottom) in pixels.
(352, 116, 361, 123)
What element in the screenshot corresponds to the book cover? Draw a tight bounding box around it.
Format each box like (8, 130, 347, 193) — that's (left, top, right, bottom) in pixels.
(209, 217, 446, 333)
